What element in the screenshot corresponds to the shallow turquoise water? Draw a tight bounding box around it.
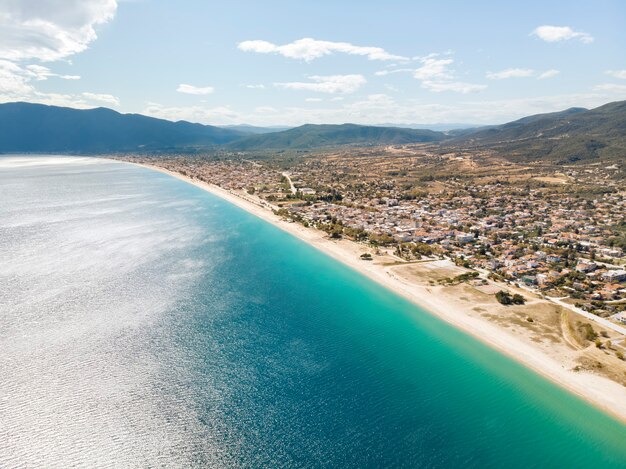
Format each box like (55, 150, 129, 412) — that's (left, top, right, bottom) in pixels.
(1, 156, 625, 467)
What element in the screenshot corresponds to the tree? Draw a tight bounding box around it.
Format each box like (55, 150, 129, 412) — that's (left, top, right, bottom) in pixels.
(495, 291, 526, 306)
(495, 290, 513, 305)
(511, 293, 526, 305)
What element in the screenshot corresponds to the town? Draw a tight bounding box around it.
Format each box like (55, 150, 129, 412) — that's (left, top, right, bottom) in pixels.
(122, 148, 626, 327)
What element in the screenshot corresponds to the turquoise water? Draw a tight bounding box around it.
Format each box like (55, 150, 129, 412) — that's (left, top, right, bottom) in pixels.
(1, 156, 625, 467)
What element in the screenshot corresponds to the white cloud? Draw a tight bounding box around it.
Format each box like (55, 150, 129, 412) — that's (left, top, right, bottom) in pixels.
(0, 60, 81, 100)
(82, 92, 120, 106)
(245, 84, 265, 89)
(0, 0, 118, 62)
(486, 68, 534, 79)
(593, 83, 626, 93)
(413, 56, 454, 80)
(538, 69, 560, 79)
(254, 106, 278, 114)
(384, 84, 400, 92)
(0, 58, 117, 108)
(0, 2, 114, 108)
(532, 25, 593, 44)
(422, 81, 487, 93)
(25, 64, 80, 80)
(330, 96, 344, 102)
(0, 60, 34, 96)
(176, 83, 215, 95)
(274, 74, 366, 94)
(409, 54, 485, 93)
(305, 98, 322, 102)
(374, 68, 413, 76)
(238, 38, 406, 62)
(606, 70, 626, 79)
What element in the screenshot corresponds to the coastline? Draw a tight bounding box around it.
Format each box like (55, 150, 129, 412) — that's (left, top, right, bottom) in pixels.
(135, 162, 626, 424)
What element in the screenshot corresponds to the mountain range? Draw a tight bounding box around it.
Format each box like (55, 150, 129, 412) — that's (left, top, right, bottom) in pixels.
(456, 101, 626, 163)
(1, 100, 625, 163)
(0, 102, 244, 153)
(226, 123, 444, 150)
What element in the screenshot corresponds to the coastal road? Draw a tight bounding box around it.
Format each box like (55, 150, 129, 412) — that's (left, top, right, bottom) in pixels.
(547, 296, 626, 336)
(476, 266, 626, 337)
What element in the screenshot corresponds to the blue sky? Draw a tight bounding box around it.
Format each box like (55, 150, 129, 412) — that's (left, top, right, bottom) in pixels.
(1, 0, 625, 126)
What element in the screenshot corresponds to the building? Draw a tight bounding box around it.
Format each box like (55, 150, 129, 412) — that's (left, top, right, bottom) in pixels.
(602, 269, 626, 282)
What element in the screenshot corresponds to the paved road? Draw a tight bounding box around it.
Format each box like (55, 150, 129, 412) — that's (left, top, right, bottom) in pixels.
(547, 296, 626, 336)
(282, 172, 297, 194)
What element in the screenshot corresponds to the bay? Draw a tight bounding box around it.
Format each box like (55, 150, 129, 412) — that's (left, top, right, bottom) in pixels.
(1, 156, 625, 468)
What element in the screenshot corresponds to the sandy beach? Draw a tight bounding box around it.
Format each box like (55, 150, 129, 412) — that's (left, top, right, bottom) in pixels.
(136, 162, 626, 424)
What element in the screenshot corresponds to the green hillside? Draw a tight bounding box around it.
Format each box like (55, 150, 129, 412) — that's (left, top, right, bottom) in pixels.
(0, 102, 245, 153)
(227, 123, 445, 150)
(455, 101, 626, 163)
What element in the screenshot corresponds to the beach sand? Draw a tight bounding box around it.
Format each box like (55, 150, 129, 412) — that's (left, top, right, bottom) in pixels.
(136, 162, 626, 424)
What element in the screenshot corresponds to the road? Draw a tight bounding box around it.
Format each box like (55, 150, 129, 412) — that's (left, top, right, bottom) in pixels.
(282, 172, 297, 195)
(547, 296, 626, 336)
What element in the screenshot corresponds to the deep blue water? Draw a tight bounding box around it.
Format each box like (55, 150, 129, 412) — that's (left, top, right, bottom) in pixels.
(1, 156, 625, 467)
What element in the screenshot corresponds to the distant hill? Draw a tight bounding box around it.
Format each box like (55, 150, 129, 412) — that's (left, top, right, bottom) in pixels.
(221, 124, 292, 134)
(227, 123, 445, 150)
(376, 123, 477, 132)
(454, 101, 626, 163)
(0, 102, 244, 153)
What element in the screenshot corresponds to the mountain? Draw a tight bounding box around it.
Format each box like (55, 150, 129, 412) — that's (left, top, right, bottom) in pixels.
(227, 123, 445, 150)
(221, 124, 292, 134)
(454, 101, 626, 163)
(0, 102, 245, 153)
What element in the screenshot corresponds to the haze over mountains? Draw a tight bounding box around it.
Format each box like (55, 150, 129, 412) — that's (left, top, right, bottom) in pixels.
(1, 100, 625, 163)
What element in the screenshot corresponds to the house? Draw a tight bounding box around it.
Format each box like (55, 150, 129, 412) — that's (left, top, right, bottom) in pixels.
(602, 270, 626, 282)
(456, 233, 475, 244)
(613, 311, 626, 324)
(575, 262, 598, 273)
(600, 248, 624, 258)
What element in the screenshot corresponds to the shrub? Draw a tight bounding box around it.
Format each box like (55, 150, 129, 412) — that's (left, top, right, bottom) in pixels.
(577, 322, 598, 341)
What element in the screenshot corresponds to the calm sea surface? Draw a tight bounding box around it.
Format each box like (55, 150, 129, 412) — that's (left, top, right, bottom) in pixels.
(1, 156, 625, 468)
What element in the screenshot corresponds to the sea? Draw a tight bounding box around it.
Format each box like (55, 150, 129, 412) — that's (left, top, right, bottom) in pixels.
(1, 156, 625, 468)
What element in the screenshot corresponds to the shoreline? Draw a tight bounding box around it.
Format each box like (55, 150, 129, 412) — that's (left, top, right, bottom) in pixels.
(135, 162, 626, 425)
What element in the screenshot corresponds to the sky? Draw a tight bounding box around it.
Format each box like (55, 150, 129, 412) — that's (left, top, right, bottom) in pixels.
(1, 0, 625, 126)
